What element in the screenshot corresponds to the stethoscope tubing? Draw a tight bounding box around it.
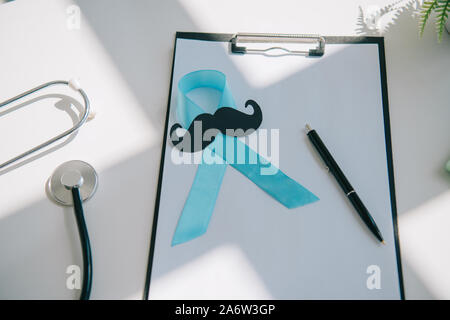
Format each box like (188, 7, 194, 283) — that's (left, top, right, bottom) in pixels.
(71, 187, 93, 300)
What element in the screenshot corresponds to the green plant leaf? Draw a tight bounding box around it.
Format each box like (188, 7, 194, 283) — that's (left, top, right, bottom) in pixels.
(420, 0, 438, 37)
(435, 0, 450, 42)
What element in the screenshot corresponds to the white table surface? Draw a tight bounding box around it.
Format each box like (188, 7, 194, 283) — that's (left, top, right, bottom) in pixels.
(0, 0, 448, 300)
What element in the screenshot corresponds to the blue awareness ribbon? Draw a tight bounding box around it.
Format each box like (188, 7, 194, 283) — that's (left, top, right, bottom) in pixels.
(171, 70, 319, 246)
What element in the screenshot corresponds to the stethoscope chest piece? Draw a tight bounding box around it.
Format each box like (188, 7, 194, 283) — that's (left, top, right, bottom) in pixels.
(48, 160, 98, 206)
(48, 160, 97, 300)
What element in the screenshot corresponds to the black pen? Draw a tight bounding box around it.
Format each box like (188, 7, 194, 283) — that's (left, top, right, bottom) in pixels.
(305, 124, 385, 244)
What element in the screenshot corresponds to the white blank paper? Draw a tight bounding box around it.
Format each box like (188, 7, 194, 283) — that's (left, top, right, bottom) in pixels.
(148, 36, 402, 299)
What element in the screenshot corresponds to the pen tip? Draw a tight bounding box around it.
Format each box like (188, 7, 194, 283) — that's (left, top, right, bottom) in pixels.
(305, 124, 312, 133)
(381, 240, 386, 245)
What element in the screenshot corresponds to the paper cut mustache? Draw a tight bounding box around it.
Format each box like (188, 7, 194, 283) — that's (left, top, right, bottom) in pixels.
(170, 99, 263, 153)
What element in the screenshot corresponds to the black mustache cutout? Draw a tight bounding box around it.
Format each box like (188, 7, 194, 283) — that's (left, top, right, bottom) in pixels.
(170, 99, 263, 153)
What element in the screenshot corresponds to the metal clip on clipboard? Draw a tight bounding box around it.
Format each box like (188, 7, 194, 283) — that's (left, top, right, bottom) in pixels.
(231, 33, 325, 57)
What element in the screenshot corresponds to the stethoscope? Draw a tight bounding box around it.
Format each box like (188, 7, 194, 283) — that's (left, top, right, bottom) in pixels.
(0, 79, 91, 170)
(47, 160, 98, 300)
(1, 80, 97, 300)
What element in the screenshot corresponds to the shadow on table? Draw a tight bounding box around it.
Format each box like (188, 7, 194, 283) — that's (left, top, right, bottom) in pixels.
(357, 0, 450, 300)
(0, 145, 160, 299)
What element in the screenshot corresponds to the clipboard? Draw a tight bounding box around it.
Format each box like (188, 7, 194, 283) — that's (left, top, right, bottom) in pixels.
(144, 32, 404, 299)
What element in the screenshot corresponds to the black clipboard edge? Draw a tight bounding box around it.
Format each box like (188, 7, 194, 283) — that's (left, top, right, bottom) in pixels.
(143, 33, 179, 300)
(177, 31, 234, 42)
(143, 32, 405, 300)
(377, 37, 405, 300)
